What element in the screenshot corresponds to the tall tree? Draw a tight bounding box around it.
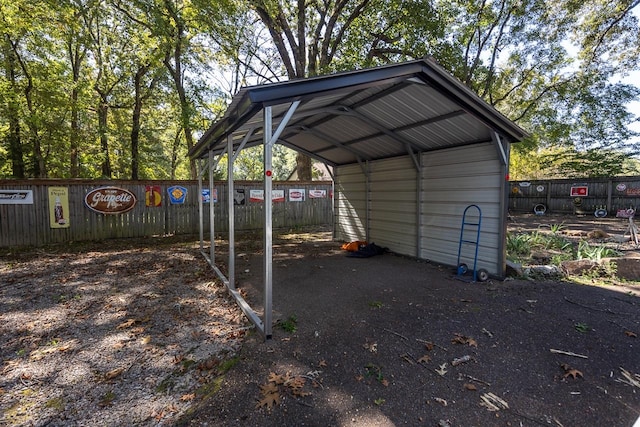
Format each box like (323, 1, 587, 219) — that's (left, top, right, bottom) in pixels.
(1, 32, 25, 178)
(57, 0, 92, 178)
(80, 0, 130, 178)
(203, 0, 445, 180)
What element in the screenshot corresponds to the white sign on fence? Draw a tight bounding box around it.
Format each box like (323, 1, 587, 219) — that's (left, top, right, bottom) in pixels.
(0, 190, 33, 204)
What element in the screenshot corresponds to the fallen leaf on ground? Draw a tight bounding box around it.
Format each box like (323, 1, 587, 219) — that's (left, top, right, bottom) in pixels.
(451, 333, 477, 347)
(435, 363, 448, 376)
(560, 363, 583, 379)
(424, 341, 434, 351)
(116, 319, 136, 329)
(256, 391, 280, 409)
(318, 359, 327, 367)
(180, 393, 195, 401)
(288, 377, 306, 389)
(464, 383, 477, 391)
(625, 331, 637, 338)
(363, 341, 378, 353)
(104, 367, 125, 380)
(260, 382, 279, 394)
(268, 372, 286, 384)
(418, 355, 431, 364)
(564, 369, 583, 379)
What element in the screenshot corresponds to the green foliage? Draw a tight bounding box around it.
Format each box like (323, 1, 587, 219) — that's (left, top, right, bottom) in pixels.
(364, 363, 385, 382)
(0, 0, 639, 180)
(574, 322, 590, 333)
(575, 240, 621, 261)
(506, 233, 531, 261)
(277, 314, 297, 333)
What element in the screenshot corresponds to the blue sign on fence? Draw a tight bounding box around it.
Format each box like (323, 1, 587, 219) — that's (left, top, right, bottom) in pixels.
(167, 186, 187, 204)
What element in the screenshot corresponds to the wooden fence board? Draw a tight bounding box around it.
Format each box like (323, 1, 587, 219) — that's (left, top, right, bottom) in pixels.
(0, 180, 333, 247)
(509, 176, 640, 215)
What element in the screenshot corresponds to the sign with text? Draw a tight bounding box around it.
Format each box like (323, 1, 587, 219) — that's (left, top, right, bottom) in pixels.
(167, 186, 187, 205)
(0, 190, 33, 204)
(202, 189, 217, 203)
(309, 189, 327, 199)
(49, 187, 70, 228)
(85, 187, 137, 214)
(570, 186, 588, 197)
(249, 189, 286, 202)
(289, 189, 306, 202)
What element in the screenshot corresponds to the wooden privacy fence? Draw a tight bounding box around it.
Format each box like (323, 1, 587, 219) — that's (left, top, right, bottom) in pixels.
(0, 180, 333, 248)
(509, 176, 640, 215)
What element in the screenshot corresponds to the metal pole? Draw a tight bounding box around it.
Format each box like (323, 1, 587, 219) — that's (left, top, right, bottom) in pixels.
(417, 154, 423, 258)
(209, 149, 215, 265)
(365, 160, 371, 242)
(197, 159, 204, 252)
(263, 106, 273, 339)
(227, 135, 235, 290)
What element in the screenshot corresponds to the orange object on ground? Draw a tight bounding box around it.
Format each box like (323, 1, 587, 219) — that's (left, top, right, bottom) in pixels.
(341, 241, 367, 252)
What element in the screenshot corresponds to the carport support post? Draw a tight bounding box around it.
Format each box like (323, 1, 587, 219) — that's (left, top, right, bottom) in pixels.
(227, 135, 235, 290)
(209, 149, 215, 265)
(263, 106, 274, 339)
(197, 159, 204, 252)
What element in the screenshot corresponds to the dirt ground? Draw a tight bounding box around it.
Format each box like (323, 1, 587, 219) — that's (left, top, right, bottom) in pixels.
(1, 214, 640, 427)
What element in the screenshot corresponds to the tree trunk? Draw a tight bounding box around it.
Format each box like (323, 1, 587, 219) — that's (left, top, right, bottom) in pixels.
(69, 42, 83, 178)
(98, 100, 111, 178)
(3, 35, 25, 178)
(163, 0, 197, 179)
(131, 67, 145, 180)
(296, 152, 312, 180)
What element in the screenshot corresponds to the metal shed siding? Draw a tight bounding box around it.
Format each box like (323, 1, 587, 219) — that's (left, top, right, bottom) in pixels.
(335, 164, 367, 242)
(368, 156, 418, 255)
(419, 143, 503, 275)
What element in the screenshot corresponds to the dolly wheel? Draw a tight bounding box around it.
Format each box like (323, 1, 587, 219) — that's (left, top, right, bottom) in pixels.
(477, 269, 489, 282)
(457, 263, 468, 275)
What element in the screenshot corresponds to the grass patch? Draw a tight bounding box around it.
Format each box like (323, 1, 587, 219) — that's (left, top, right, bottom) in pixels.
(45, 397, 65, 411)
(277, 314, 298, 333)
(368, 301, 383, 309)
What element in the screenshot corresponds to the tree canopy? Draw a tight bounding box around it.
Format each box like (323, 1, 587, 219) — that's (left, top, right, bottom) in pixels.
(1, 0, 639, 180)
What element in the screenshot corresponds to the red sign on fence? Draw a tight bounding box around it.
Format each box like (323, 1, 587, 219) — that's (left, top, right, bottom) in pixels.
(570, 186, 588, 197)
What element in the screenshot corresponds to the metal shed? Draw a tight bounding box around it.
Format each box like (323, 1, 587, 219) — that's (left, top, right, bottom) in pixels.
(189, 58, 528, 338)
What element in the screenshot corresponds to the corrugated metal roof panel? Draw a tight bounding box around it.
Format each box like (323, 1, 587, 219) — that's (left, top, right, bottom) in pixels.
(190, 58, 529, 164)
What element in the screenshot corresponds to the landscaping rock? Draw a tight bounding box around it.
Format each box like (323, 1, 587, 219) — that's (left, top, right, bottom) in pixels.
(524, 264, 563, 277)
(561, 259, 600, 276)
(505, 260, 523, 277)
(607, 256, 640, 281)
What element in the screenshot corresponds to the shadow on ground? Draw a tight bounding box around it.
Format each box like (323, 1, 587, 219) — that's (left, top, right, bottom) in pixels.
(176, 229, 640, 427)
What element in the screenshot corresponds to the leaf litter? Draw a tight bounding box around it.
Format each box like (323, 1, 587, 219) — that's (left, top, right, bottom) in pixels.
(0, 237, 247, 426)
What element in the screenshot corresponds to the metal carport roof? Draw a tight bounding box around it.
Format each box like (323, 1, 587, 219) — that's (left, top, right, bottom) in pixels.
(190, 58, 529, 339)
(189, 57, 528, 163)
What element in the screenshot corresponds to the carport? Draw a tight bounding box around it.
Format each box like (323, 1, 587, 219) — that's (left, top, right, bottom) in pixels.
(188, 58, 528, 338)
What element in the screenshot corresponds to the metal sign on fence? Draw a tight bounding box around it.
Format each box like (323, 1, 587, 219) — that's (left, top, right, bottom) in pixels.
(85, 187, 137, 214)
(0, 190, 33, 204)
(49, 187, 70, 228)
(570, 186, 588, 197)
